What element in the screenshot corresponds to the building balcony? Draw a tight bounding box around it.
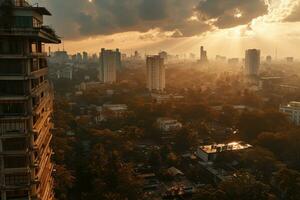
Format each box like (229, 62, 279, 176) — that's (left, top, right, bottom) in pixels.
(30, 67, 48, 78)
(2, 166, 31, 175)
(36, 162, 54, 199)
(33, 123, 52, 152)
(28, 51, 48, 57)
(0, 131, 28, 139)
(0, 26, 61, 44)
(32, 109, 52, 134)
(41, 177, 54, 200)
(1, 184, 31, 191)
(33, 95, 52, 116)
(0, 74, 29, 81)
(0, 54, 27, 59)
(0, 148, 29, 156)
(0, 68, 48, 80)
(31, 80, 49, 95)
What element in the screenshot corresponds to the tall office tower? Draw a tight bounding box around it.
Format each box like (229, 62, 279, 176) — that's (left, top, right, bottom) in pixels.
(199, 46, 208, 64)
(99, 48, 121, 83)
(0, 0, 60, 199)
(245, 49, 260, 76)
(146, 55, 165, 92)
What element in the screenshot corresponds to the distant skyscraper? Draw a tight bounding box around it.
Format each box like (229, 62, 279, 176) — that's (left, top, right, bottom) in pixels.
(0, 0, 60, 199)
(82, 51, 88, 63)
(245, 49, 260, 76)
(99, 48, 121, 83)
(76, 52, 83, 63)
(200, 46, 208, 64)
(146, 55, 165, 92)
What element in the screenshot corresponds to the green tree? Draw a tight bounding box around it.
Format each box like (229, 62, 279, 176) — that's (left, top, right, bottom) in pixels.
(273, 168, 300, 200)
(219, 171, 271, 200)
(54, 165, 75, 200)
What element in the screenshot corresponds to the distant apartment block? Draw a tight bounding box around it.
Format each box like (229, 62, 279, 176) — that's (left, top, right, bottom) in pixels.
(245, 49, 260, 76)
(50, 50, 69, 64)
(228, 58, 239, 66)
(156, 118, 183, 132)
(146, 55, 165, 92)
(280, 101, 300, 126)
(95, 104, 128, 123)
(216, 55, 226, 63)
(99, 48, 121, 83)
(286, 57, 294, 63)
(56, 65, 73, 80)
(0, 0, 60, 199)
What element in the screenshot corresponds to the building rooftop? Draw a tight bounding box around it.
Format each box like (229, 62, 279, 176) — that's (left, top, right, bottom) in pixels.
(103, 104, 128, 111)
(286, 101, 300, 108)
(199, 141, 252, 154)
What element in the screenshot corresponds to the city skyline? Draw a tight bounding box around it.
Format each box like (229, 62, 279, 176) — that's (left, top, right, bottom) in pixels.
(30, 0, 300, 59)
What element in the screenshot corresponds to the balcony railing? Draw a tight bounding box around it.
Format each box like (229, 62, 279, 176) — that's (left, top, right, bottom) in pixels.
(13, 0, 30, 7)
(0, 27, 61, 43)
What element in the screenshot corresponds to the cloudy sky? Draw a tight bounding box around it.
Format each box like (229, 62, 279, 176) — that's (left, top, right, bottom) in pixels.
(33, 0, 300, 59)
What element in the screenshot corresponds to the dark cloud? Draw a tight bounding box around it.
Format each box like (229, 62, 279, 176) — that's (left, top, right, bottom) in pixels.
(42, 0, 268, 40)
(197, 0, 268, 28)
(285, 4, 300, 22)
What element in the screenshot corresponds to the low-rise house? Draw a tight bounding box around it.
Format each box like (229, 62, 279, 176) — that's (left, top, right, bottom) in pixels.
(157, 118, 183, 132)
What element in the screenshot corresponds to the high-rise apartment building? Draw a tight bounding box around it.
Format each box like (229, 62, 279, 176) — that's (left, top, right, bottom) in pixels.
(146, 55, 165, 92)
(99, 48, 121, 83)
(245, 49, 260, 76)
(0, 0, 60, 199)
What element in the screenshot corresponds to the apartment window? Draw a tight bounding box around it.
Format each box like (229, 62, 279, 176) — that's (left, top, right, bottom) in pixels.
(6, 190, 28, 200)
(0, 80, 27, 95)
(0, 39, 23, 54)
(0, 119, 26, 134)
(39, 58, 48, 69)
(2, 138, 27, 151)
(4, 156, 27, 168)
(0, 103, 25, 115)
(5, 174, 28, 186)
(14, 16, 32, 28)
(0, 59, 25, 75)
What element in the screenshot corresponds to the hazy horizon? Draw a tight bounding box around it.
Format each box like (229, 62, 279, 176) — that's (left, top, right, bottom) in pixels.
(28, 0, 300, 59)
